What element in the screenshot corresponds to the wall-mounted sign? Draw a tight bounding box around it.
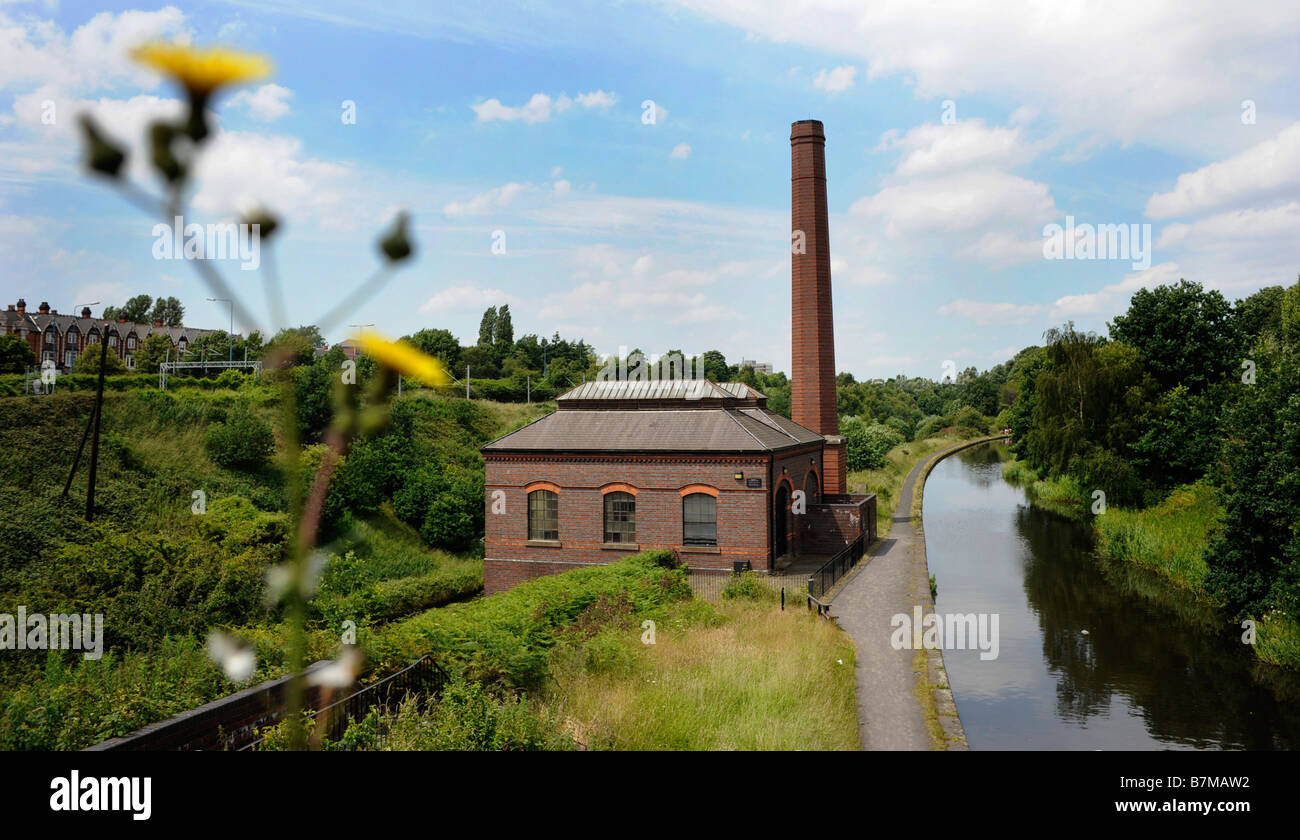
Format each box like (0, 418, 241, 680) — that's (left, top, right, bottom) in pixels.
(746, 478, 762, 488)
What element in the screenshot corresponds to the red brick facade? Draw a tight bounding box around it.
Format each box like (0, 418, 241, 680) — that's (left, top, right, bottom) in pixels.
(791, 120, 845, 494)
(483, 446, 825, 594)
(1, 299, 215, 373)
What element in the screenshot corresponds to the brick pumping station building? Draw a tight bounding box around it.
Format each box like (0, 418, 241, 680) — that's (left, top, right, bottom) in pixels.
(481, 120, 876, 593)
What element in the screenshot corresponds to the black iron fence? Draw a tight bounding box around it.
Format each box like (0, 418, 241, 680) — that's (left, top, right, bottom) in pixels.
(241, 654, 449, 751)
(807, 533, 866, 603)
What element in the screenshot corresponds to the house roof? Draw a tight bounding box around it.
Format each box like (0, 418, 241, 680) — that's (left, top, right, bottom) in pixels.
(483, 380, 823, 454)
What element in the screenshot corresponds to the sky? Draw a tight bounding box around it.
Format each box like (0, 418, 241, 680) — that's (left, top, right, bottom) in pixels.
(2, 0, 1298, 380)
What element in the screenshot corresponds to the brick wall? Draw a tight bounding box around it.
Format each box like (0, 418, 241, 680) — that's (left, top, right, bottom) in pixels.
(800, 493, 877, 555)
(485, 447, 831, 592)
(790, 119, 840, 447)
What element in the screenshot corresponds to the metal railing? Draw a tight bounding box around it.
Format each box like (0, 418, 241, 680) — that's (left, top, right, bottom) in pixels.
(240, 654, 449, 751)
(807, 533, 866, 604)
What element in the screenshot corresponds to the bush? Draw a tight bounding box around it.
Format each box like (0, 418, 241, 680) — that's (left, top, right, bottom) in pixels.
(844, 418, 905, 471)
(721, 570, 779, 602)
(951, 405, 988, 434)
(205, 408, 274, 470)
(368, 552, 692, 689)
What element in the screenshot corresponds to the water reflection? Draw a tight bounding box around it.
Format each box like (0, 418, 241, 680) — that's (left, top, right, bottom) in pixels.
(923, 443, 1300, 750)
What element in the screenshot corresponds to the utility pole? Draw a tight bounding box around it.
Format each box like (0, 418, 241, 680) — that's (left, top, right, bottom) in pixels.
(466, 365, 470, 400)
(83, 320, 111, 521)
(527, 376, 531, 403)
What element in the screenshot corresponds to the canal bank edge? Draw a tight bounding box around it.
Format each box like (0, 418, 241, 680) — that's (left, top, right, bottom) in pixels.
(828, 434, 1003, 751)
(911, 436, 1005, 750)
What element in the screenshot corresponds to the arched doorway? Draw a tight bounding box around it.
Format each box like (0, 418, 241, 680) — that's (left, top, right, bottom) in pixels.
(773, 483, 789, 560)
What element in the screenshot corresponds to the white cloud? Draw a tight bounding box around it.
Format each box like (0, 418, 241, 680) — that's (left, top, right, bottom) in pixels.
(1050, 261, 1183, 320)
(1157, 201, 1300, 249)
(228, 84, 293, 121)
(670, 143, 691, 160)
(878, 119, 1035, 179)
(190, 130, 352, 224)
(938, 299, 1043, 326)
(812, 65, 857, 93)
(1146, 122, 1300, 218)
(850, 169, 1056, 236)
(471, 93, 565, 124)
(958, 231, 1044, 266)
(668, 0, 1300, 150)
(442, 182, 533, 217)
(419, 285, 518, 313)
(552, 178, 571, 197)
(575, 89, 617, 108)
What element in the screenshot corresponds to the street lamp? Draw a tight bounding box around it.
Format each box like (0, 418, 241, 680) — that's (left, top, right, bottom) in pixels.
(207, 297, 233, 363)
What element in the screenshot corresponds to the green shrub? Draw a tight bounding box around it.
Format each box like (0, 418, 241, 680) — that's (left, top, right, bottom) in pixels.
(368, 552, 691, 689)
(844, 419, 905, 471)
(721, 570, 779, 602)
(205, 407, 274, 470)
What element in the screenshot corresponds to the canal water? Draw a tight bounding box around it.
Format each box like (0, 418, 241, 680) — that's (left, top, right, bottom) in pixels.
(922, 441, 1300, 750)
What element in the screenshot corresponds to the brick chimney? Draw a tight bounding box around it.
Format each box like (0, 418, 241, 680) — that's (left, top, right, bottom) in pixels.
(38, 301, 49, 314)
(81, 307, 92, 319)
(790, 119, 845, 494)
(16, 299, 25, 314)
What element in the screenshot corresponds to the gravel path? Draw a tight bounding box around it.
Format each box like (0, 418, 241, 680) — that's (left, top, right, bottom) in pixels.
(829, 439, 991, 751)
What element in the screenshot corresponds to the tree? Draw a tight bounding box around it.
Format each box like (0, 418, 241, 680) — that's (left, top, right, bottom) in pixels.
(460, 344, 500, 379)
(267, 325, 324, 367)
(700, 349, 729, 383)
(149, 296, 185, 326)
(494, 305, 514, 356)
(113, 294, 154, 323)
(134, 332, 175, 373)
(0, 334, 35, 373)
(76, 347, 127, 375)
(407, 328, 461, 370)
(477, 306, 498, 347)
(1206, 303, 1300, 616)
(1108, 279, 1239, 393)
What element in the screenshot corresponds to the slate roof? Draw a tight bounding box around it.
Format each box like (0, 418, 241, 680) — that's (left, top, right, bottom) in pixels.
(483, 380, 823, 454)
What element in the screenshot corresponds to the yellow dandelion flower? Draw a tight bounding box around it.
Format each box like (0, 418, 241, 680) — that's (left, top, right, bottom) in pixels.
(131, 42, 272, 96)
(356, 330, 451, 388)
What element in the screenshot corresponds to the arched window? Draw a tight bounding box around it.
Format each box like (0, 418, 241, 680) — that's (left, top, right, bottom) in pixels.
(603, 492, 636, 544)
(527, 489, 559, 541)
(804, 470, 820, 504)
(682, 493, 717, 547)
(43, 326, 55, 346)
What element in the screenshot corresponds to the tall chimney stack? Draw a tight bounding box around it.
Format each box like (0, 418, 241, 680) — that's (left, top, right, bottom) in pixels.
(790, 119, 845, 494)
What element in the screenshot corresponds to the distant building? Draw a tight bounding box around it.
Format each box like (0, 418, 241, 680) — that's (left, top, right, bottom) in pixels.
(1, 299, 218, 372)
(739, 358, 773, 374)
(335, 338, 362, 360)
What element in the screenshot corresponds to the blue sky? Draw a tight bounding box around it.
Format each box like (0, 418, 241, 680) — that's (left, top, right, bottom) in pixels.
(3, 0, 1298, 379)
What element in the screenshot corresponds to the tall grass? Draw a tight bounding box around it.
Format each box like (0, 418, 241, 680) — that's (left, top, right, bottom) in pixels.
(1256, 612, 1300, 669)
(542, 598, 859, 750)
(1094, 482, 1221, 591)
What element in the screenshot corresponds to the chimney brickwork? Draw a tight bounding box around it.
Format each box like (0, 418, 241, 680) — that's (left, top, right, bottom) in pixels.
(790, 120, 845, 494)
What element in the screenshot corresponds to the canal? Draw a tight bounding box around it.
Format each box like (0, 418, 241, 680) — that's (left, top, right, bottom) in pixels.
(922, 441, 1300, 749)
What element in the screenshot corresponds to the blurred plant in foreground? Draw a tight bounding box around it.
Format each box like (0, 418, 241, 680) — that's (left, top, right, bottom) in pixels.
(78, 41, 448, 749)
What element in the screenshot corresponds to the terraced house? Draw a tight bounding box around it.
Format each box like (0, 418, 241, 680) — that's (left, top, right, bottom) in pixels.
(1, 299, 217, 372)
